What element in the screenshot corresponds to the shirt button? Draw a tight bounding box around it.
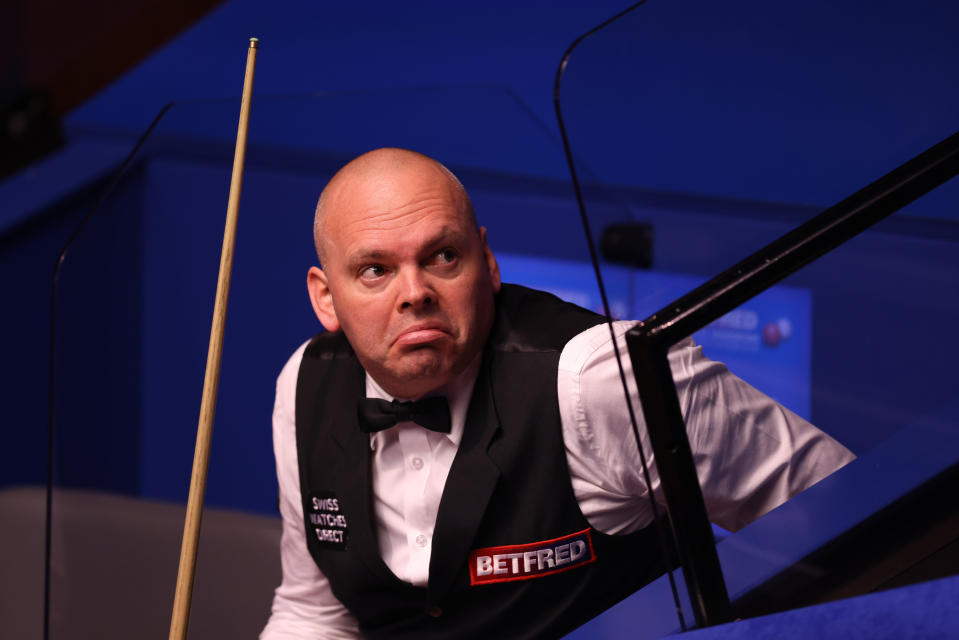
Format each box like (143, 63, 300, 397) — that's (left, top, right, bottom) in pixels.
(415, 534, 428, 547)
(428, 606, 443, 618)
(411, 456, 424, 470)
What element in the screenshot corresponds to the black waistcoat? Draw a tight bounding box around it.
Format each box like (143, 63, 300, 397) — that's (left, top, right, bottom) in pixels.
(295, 284, 669, 639)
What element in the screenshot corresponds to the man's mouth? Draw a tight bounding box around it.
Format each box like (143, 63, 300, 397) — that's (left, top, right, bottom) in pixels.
(394, 323, 451, 347)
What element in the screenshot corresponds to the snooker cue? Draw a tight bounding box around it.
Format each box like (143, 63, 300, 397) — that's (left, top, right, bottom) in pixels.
(168, 37, 258, 640)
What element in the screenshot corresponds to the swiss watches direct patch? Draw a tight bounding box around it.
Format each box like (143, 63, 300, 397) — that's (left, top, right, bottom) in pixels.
(307, 491, 349, 550)
(468, 528, 596, 585)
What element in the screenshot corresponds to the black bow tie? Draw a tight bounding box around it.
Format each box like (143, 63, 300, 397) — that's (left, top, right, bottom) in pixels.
(357, 396, 451, 434)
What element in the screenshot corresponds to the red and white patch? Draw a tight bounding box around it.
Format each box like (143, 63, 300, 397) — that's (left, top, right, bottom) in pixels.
(468, 528, 597, 586)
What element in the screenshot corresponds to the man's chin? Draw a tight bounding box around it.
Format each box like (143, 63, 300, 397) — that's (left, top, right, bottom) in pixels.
(386, 356, 457, 397)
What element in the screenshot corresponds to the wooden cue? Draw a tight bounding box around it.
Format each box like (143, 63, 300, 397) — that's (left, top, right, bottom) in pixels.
(169, 37, 258, 640)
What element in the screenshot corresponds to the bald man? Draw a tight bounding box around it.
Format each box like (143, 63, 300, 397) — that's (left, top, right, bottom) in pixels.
(261, 149, 854, 639)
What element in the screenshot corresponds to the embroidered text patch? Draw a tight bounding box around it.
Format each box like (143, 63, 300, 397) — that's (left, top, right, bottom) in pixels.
(468, 528, 596, 585)
(307, 491, 349, 550)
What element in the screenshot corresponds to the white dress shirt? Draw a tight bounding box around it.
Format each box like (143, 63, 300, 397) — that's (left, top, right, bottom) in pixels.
(260, 321, 854, 639)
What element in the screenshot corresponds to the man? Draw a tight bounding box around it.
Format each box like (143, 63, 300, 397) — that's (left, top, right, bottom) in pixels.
(261, 148, 854, 639)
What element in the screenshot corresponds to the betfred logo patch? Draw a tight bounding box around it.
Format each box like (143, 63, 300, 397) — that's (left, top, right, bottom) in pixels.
(468, 528, 596, 586)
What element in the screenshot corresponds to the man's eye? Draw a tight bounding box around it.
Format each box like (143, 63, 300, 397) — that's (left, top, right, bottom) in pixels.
(360, 264, 386, 279)
(434, 249, 457, 264)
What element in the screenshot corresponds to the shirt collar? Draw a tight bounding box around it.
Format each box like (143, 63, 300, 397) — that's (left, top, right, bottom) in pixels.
(365, 353, 482, 449)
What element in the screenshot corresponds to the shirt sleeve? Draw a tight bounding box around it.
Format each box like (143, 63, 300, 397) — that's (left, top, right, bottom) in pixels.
(559, 321, 856, 534)
(260, 342, 361, 640)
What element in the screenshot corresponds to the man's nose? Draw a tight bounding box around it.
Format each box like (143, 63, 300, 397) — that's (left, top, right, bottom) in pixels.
(398, 268, 435, 310)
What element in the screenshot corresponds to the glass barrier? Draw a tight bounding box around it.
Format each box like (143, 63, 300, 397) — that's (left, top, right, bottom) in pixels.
(556, 0, 959, 637)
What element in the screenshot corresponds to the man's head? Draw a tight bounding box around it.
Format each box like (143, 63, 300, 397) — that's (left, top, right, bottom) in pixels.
(307, 148, 501, 399)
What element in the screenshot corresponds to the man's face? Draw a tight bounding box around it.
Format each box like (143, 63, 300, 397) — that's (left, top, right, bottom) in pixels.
(307, 158, 500, 399)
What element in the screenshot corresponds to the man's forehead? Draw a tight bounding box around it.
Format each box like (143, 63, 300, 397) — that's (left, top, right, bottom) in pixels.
(343, 224, 466, 260)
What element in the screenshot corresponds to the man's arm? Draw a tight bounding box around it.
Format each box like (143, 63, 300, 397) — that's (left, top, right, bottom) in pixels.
(559, 321, 855, 534)
(260, 342, 360, 640)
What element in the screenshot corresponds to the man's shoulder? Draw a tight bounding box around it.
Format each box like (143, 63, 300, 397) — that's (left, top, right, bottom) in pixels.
(491, 283, 605, 351)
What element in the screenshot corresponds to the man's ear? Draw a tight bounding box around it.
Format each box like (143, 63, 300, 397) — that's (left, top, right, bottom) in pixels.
(479, 226, 501, 293)
(307, 266, 341, 331)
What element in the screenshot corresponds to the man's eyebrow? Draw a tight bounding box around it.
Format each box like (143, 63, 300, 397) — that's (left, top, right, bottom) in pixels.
(347, 248, 391, 267)
(421, 226, 468, 249)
